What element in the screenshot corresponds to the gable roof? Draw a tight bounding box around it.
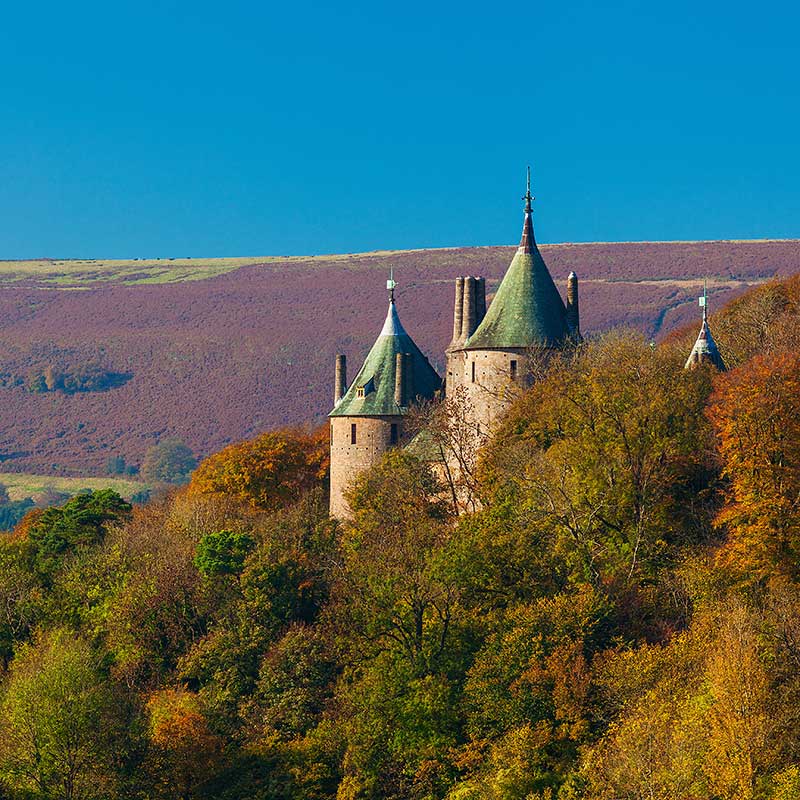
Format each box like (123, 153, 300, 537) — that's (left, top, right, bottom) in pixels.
(463, 183, 569, 350)
(330, 301, 442, 417)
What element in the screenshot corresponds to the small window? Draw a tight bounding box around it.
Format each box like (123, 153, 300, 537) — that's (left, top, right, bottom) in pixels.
(471, 360, 476, 383)
(390, 423, 399, 445)
(510, 360, 517, 381)
(356, 376, 375, 398)
(350, 423, 357, 445)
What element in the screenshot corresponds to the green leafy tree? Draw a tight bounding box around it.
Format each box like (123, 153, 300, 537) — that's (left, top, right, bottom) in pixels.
(481, 333, 716, 593)
(141, 438, 197, 484)
(179, 495, 334, 732)
(25, 489, 131, 581)
(327, 452, 467, 799)
(194, 529, 256, 577)
(0, 630, 123, 800)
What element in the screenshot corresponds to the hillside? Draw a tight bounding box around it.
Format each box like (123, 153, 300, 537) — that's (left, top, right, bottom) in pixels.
(2, 273, 800, 800)
(0, 239, 798, 476)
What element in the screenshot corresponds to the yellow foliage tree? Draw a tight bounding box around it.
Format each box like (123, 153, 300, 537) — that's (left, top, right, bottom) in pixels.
(189, 426, 328, 512)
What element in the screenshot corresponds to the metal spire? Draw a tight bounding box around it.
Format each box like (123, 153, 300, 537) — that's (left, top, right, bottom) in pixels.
(524, 165, 533, 213)
(700, 279, 708, 323)
(519, 166, 535, 253)
(387, 266, 396, 304)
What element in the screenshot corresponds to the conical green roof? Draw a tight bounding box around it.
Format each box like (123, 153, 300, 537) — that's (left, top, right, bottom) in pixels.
(330, 301, 441, 417)
(464, 193, 569, 350)
(684, 318, 726, 371)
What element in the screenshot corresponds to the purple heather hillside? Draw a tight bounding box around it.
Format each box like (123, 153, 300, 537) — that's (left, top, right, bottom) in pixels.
(0, 240, 797, 475)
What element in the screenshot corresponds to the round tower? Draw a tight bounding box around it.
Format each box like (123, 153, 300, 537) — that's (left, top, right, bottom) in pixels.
(329, 279, 442, 519)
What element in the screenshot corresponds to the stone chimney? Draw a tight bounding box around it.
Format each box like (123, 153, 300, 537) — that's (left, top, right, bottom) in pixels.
(448, 276, 487, 350)
(476, 277, 486, 325)
(565, 272, 580, 338)
(450, 277, 465, 348)
(394, 352, 405, 406)
(334, 354, 347, 404)
(403, 353, 415, 404)
(462, 277, 477, 341)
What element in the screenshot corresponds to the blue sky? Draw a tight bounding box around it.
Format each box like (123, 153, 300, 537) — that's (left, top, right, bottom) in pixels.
(1, 0, 798, 257)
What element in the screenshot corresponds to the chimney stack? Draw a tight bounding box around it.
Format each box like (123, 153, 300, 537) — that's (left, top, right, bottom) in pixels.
(566, 272, 580, 338)
(394, 352, 406, 406)
(449, 275, 487, 349)
(334, 354, 347, 404)
(462, 276, 477, 340)
(404, 353, 415, 404)
(450, 277, 465, 348)
(476, 277, 486, 326)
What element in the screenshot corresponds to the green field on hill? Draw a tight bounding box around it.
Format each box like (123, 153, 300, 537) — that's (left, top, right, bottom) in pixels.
(0, 471, 148, 503)
(0, 250, 423, 287)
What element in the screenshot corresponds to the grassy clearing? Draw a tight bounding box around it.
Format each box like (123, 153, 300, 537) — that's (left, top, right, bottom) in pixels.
(0, 257, 275, 287)
(0, 472, 148, 502)
(0, 249, 456, 287)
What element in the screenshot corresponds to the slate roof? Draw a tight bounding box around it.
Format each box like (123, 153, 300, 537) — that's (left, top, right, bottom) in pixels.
(463, 185, 569, 350)
(329, 300, 442, 417)
(685, 318, 726, 370)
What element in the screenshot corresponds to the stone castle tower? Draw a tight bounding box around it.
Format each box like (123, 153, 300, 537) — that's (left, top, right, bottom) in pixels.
(446, 169, 580, 429)
(328, 280, 442, 518)
(685, 282, 726, 370)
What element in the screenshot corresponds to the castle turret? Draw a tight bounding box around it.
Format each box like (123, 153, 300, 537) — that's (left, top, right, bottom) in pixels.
(446, 168, 576, 428)
(685, 282, 725, 371)
(329, 278, 442, 518)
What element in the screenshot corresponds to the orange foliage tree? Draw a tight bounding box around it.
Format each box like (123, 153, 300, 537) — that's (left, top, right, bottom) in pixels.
(146, 689, 223, 800)
(188, 427, 329, 512)
(708, 350, 800, 579)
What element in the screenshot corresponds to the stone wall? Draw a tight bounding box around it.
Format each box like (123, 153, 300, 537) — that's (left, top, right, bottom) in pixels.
(329, 414, 405, 518)
(446, 347, 528, 433)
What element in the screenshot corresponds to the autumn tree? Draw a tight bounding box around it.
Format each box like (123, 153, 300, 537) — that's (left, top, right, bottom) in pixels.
(189, 427, 328, 512)
(453, 588, 610, 798)
(480, 332, 717, 593)
(709, 350, 800, 580)
(0, 537, 38, 666)
(146, 689, 224, 800)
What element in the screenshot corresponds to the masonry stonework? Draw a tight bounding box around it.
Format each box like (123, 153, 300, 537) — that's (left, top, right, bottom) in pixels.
(329, 415, 405, 519)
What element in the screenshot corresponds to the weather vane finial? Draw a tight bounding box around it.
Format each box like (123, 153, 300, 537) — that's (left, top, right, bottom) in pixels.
(524, 165, 533, 213)
(700, 279, 708, 323)
(387, 266, 396, 304)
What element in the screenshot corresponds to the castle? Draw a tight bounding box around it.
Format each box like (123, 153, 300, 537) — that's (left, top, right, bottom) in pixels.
(329, 172, 723, 518)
